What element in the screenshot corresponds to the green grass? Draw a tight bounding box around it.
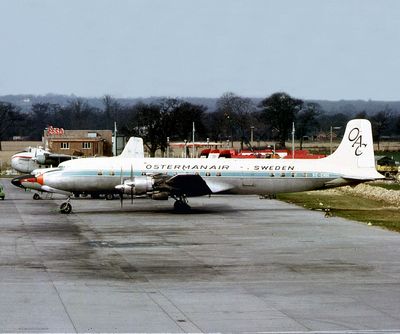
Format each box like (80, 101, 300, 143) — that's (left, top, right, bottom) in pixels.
(369, 182, 400, 191)
(376, 151, 400, 162)
(277, 191, 400, 232)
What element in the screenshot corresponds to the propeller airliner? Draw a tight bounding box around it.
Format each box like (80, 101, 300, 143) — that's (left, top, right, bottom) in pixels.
(11, 137, 144, 200)
(11, 146, 77, 174)
(12, 120, 384, 213)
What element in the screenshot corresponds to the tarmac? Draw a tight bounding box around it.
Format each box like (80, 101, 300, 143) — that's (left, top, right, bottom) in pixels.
(1, 177, 400, 333)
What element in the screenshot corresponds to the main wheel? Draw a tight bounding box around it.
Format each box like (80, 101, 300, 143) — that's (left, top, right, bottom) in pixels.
(60, 202, 72, 214)
(105, 193, 114, 200)
(174, 200, 191, 213)
(33, 193, 41, 200)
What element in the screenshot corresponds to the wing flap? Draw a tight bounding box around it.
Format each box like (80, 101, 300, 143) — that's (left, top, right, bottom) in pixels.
(166, 174, 234, 196)
(166, 174, 211, 196)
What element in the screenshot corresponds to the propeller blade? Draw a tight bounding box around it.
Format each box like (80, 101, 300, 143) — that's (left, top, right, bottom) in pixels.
(130, 164, 134, 204)
(120, 167, 123, 208)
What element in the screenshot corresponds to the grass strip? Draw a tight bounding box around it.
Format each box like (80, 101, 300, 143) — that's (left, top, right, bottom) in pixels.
(277, 190, 400, 232)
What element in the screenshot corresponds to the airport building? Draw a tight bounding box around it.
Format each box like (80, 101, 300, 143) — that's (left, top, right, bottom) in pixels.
(43, 126, 113, 157)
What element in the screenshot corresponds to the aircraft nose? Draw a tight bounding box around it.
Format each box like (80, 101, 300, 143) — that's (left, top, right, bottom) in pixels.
(11, 176, 23, 188)
(11, 174, 34, 189)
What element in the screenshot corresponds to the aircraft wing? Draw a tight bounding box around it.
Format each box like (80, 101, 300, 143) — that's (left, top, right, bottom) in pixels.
(34, 153, 77, 165)
(165, 174, 234, 197)
(47, 153, 77, 160)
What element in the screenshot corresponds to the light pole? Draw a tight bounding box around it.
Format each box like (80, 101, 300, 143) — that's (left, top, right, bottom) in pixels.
(250, 126, 255, 145)
(166, 137, 170, 158)
(192, 122, 195, 158)
(292, 122, 295, 159)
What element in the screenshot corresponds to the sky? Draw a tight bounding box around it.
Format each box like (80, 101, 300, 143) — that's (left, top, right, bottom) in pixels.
(0, 0, 399, 100)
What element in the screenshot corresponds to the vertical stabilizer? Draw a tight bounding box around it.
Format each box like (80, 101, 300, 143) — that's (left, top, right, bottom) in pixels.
(119, 137, 144, 158)
(326, 119, 383, 179)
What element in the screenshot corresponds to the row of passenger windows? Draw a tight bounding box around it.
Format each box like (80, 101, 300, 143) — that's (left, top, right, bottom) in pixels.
(96, 170, 327, 178)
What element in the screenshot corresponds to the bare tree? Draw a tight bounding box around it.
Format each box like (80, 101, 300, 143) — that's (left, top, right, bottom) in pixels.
(259, 92, 303, 148)
(0, 102, 22, 151)
(371, 107, 392, 150)
(296, 102, 321, 149)
(216, 92, 255, 149)
(102, 95, 122, 129)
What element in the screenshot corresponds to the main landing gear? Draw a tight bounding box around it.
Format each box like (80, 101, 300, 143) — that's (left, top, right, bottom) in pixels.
(60, 197, 72, 214)
(173, 195, 191, 212)
(33, 193, 41, 200)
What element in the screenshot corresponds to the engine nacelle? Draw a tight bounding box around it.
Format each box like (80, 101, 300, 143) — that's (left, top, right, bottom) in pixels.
(34, 154, 47, 165)
(151, 191, 169, 200)
(115, 176, 153, 195)
(132, 176, 153, 194)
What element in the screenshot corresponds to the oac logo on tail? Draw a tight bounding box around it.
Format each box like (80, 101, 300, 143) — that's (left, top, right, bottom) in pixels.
(348, 127, 367, 156)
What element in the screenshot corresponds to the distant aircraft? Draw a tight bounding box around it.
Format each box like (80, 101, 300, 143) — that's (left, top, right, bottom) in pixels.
(14, 120, 384, 213)
(11, 137, 144, 200)
(11, 146, 76, 174)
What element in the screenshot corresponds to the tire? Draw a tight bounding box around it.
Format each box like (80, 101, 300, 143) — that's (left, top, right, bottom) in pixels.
(105, 193, 114, 200)
(33, 193, 41, 200)
(174, 200, 191, 213)
(60, 202, 72, 214)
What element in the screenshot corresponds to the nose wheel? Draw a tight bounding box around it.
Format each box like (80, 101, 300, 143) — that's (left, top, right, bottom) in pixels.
(60, 198, 72, 214)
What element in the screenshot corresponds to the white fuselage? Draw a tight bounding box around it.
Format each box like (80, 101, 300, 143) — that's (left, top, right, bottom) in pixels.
(11, 152, 41, 173)
(41, 156, 357, 195)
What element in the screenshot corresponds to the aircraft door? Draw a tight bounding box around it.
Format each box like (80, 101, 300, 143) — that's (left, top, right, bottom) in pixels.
(241, 164, 255, 187)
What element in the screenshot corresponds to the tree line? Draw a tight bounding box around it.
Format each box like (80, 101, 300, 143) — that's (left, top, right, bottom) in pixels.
(1, 92, 399, 154)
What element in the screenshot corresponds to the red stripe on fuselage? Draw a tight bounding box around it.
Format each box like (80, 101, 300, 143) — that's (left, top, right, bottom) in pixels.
(13, 155, 32, 160)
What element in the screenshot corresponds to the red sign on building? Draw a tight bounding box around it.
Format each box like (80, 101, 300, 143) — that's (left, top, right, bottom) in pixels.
(47, 126, 65, 135)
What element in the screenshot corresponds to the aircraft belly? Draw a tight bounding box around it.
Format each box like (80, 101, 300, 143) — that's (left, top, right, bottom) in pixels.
(234, 177, 330, 195)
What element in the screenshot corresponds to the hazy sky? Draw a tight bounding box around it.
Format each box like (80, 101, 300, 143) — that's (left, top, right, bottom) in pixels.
(1, 0, 399, 100)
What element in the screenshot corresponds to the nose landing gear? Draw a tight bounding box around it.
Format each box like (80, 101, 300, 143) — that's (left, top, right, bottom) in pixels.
(60, 197, 72, 214)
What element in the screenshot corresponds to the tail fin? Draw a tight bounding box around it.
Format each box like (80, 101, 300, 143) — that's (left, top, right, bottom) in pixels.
(119, 137, 144, 158)
(326, 119, 383, 179)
